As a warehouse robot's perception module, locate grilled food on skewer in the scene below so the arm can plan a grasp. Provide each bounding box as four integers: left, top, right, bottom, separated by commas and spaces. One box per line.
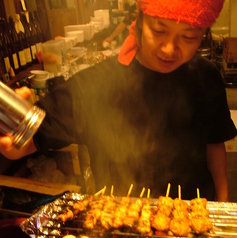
172, 198, 189, 219
170, 216, 191, 236
113, 184, 133, 229
152, 211, 171, 232
137, 198, 152, 235
152, 184, 173, 232
189, 191, 212, 234
190, 214, 212, 234
100, 186, 116, 230
83, 187, 107, 229
156, 195, 174, 217
123, 188, 145, 228
137, 189, 152, 235
123, 199, 142, 228
57, 209, 74, 222
56, 185, 214, 237
100, 211, 114, 230
170, 199, 191, 236
113, 195, 131, 229
190, 197, 208, 211
73, 197, 91, 214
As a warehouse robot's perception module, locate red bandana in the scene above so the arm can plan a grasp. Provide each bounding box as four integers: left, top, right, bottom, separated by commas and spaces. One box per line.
118, 0, 224, 66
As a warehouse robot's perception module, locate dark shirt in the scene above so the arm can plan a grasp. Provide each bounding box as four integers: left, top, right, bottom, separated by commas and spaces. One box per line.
35, 54, 237, 200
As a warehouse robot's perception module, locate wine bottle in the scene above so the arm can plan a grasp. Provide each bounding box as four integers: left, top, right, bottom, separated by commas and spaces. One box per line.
29, 12, 42, 57
0, 18, 19, 75
8, 15, 27, 71
16, 14, 32, 67
0, 26, 11, 82
33, 11, 44, 42
21, 12, 37, 64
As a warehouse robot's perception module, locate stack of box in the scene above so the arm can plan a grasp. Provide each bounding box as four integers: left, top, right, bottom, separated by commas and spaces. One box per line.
221, 37, 237, 87
223, 37, 237, 63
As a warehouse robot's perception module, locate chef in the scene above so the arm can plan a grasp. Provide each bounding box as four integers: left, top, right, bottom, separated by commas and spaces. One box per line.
0, 0, 236, 201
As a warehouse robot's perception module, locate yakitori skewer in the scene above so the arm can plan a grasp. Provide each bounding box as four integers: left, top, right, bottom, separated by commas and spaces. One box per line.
169, 185, 191, 236
100, 185, 117, 230
137, 188, 153, 235
113, 184, 133, 229
58, 188, 107, 222
57, 209, 74, 222
152, 183, 173, 232
189, 188, 213, 234
83, 186, 107, 229
123, 187, 145, 228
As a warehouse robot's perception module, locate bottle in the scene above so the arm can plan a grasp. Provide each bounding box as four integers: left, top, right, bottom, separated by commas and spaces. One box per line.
0, 19, 11, 81
8, 15, 27, 71
0, 56, 6, 81
33, 10, 44, 43
15, 14, 32, 67
21, 12, 37, 64
0, 18, 19, 76
29, 12, 42, 57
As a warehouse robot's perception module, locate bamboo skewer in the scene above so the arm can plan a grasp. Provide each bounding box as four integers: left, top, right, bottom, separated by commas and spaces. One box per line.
147, 188, 150, 199
94, 187, 106, 197
166, 183, 171, 197
178, 184, 181, 200
197, 188, 200, 199
110, 185, 114, 197
140, 187, 146, 198
127, 184, 133, 197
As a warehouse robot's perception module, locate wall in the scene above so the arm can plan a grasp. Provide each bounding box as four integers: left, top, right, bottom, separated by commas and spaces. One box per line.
3, 0, 15, 17
25, 0, 37, 11
211, 0, 229, 35
230, 0, 237, 37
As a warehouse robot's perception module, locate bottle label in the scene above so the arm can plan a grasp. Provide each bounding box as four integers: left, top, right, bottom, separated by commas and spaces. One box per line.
19, 50, 27, 66
24, 47, 32, 63
12, 53, 19, 70
31, 44, 37, 59
4, 57, 11, 73
36, 42, 42, 53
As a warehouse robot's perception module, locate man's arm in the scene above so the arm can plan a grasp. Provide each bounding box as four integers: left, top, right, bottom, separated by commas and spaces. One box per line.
206, 142, 229, 202
103, 22, 127, 44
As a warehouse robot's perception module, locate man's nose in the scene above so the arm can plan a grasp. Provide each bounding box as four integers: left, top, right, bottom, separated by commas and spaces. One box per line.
161, 37, 178, 55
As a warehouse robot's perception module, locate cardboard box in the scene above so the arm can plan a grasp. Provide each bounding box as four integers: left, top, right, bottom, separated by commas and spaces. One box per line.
223, 37, 237, 63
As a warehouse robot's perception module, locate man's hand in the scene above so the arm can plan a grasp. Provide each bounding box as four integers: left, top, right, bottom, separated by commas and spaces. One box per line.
15, 86, 32, 100
0, 86, 37, 159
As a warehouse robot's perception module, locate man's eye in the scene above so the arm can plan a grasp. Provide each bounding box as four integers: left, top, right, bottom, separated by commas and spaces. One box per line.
153, 29, 165, 34
182, 35, 197, 40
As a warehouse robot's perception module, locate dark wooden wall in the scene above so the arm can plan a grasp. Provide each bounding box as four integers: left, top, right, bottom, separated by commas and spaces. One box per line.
0, 0, 7, 19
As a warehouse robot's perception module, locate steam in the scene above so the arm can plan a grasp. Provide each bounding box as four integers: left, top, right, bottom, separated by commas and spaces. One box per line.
77, 68, 202, 198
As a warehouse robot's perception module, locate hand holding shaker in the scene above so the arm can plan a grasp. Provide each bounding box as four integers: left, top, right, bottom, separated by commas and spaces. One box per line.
0, 81, 46, 148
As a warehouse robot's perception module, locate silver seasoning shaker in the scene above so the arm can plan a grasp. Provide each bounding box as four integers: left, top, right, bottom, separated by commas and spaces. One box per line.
0, 81, 46, 148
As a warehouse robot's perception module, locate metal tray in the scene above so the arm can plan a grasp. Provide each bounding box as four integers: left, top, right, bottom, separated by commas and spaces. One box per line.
20, 192, 237, 237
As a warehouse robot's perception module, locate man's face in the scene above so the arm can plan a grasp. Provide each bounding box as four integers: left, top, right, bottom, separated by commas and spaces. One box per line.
138, 15, 207, 73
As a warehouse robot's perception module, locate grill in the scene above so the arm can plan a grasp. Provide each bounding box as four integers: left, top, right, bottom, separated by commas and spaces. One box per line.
20, 192, 237, 237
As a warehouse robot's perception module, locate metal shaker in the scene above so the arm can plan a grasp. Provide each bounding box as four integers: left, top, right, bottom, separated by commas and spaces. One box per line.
0, 81, 46, 148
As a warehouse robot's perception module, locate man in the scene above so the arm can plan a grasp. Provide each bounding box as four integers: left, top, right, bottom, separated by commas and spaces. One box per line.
0, 0, 236, 201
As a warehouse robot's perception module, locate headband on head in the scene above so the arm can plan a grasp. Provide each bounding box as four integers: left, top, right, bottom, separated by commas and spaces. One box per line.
118, 0, 224, 66
137, 0, 224, 28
